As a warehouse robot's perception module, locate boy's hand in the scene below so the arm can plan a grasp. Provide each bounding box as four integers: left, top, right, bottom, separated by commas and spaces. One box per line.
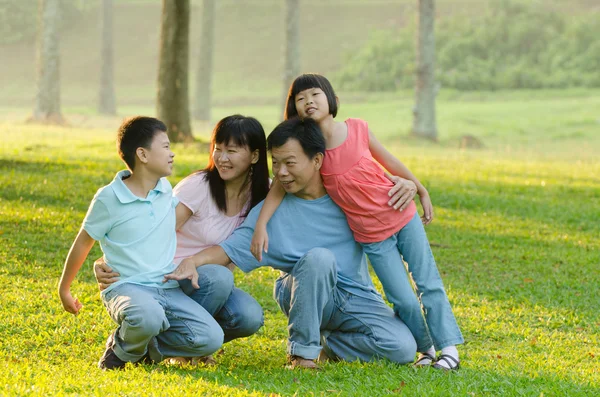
163, 258, 199, 289
59, 290, 83, 315
93, 257, 120, 291
250, 225, 269, 262
419, 192, 434, 225
385, 173, 417, 211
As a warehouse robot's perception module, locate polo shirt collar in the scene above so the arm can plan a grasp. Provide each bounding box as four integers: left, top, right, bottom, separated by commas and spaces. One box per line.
111, 170, 168, 203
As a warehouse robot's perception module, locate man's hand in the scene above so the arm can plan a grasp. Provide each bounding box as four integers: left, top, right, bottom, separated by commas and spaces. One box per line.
419, 191, 434, 225
93, 257, 120, 291
59, 289, 83, 315
385, 173, 417, 211
163, 258, 199, 289
250, 224, 269, 262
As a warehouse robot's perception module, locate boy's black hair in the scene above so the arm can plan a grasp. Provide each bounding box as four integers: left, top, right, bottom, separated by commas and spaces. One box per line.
202, 115, 270, 216
116, 116, 167, 171
267, 117, 326, 159
284, 73, 338, 120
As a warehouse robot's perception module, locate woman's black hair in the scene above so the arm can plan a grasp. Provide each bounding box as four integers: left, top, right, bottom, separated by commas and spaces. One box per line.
202, 115, 269, 216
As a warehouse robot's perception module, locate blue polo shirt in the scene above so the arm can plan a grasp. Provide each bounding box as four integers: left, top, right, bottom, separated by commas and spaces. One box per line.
220, 193, 384, 303
83, 170, 180, 294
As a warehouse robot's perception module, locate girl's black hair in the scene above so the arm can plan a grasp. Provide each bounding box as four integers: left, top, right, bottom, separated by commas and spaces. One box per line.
284, 73, 338, 120
201, 115, 269, 216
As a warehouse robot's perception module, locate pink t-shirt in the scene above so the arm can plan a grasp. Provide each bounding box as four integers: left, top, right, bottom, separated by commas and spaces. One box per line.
321, 118, 417, 243
173, 172, 248, 265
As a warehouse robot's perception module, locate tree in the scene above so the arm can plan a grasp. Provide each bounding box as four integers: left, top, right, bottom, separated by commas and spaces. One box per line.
32, 0, 63, 123
412, 0, 437, 141
193, 0, 215, 121
157, 0, 192, 142
98, 0, 116, 115
281, 0, 300, 113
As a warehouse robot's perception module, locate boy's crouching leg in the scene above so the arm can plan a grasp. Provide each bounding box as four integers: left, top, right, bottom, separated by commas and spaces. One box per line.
101, 285, 170, 369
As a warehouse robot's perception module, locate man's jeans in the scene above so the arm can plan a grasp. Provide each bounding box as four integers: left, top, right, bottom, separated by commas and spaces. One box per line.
274, 248, 417, 363
102, 283, 224, 363
362, 213, 464, 352
179, 264, 264, 343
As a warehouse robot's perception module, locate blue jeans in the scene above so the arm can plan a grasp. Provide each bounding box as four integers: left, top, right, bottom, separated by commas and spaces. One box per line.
361, 213, 464, 351
179, 264, 264, 343
274, 248, 417, 363
102, 283, 224, 362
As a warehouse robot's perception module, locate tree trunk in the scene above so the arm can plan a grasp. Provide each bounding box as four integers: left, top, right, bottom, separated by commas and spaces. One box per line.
193, 0, 215, 121
98, 0, 116, 115
157, 0, 193, 142
32, 0, 63, 123
281, 0, 300, 114
412, 0, 437, 141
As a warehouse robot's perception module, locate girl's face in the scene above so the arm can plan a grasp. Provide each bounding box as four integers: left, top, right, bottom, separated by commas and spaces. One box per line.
212, 140, 258, 183
294, 87, 331, 123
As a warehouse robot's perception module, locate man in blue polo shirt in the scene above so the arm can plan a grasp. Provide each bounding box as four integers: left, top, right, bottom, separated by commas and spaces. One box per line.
58, 117, 223, 370
164, 118, 417, 369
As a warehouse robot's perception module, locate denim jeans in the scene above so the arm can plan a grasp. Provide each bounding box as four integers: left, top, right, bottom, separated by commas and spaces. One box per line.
361, 213, 464, 351
179, 264, 264, 343
274, 248, 417, 363
102, 283, 224, 363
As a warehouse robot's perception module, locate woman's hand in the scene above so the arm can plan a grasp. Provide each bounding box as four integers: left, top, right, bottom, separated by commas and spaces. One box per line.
93, 257, 120, 291
385, 173, 417, 211
163, 258, 200, 289
250, 225, 269, 262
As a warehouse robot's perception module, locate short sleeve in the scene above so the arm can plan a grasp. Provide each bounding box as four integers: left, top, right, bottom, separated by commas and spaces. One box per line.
173, 173, 207, 214
219, 209, 264, 273
82, 194, 111, 241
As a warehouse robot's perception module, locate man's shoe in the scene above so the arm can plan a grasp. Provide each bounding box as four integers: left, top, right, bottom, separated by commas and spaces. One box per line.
317, 349, 339, 363
98, 346, 127, 370
286, 355, 319, 370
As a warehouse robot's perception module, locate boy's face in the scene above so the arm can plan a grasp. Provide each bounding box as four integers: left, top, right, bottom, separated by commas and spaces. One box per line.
140, 131, 175, 177
294, 87, 330, 123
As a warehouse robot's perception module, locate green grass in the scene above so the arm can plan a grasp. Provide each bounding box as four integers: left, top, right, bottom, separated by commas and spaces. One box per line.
1, 90, 599, 396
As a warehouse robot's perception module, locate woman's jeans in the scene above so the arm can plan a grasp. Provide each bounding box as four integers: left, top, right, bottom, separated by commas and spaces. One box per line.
179, 264, 264, 343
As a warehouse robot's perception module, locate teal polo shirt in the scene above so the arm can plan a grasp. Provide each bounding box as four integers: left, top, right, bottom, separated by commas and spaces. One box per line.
83, 170, 180, 295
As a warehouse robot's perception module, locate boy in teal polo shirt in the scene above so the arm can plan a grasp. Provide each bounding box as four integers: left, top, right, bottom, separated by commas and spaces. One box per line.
58, 116, 223, 370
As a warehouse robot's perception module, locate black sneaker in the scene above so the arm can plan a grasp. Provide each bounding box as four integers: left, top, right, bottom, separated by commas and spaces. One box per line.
98, 345, 127, 370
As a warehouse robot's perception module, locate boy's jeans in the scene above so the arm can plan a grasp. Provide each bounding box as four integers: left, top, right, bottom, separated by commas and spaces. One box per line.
274, 248, 417, 363
179, 264, 264, 343
362, 213, 464, 352
102, 283, 223, 363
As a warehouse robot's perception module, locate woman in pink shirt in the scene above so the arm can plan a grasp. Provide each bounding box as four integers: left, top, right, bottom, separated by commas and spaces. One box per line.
173, 115, 269, 349
251, 74, 463, 370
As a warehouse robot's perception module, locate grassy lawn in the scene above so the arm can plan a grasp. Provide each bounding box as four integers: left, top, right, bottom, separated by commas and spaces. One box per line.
1, 90, 599, 396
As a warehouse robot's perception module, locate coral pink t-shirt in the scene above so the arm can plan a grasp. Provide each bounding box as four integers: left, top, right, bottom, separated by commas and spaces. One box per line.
173, 172, 248, 265
321, 118, 417, 243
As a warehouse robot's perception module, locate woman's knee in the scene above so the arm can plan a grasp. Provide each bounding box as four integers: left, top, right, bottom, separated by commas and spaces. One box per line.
234, 300, 264, 337
198, 265, 234, 289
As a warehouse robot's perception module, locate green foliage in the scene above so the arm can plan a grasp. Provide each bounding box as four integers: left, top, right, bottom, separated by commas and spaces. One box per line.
335, 0, 600, 91
1, 92, 599, 394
